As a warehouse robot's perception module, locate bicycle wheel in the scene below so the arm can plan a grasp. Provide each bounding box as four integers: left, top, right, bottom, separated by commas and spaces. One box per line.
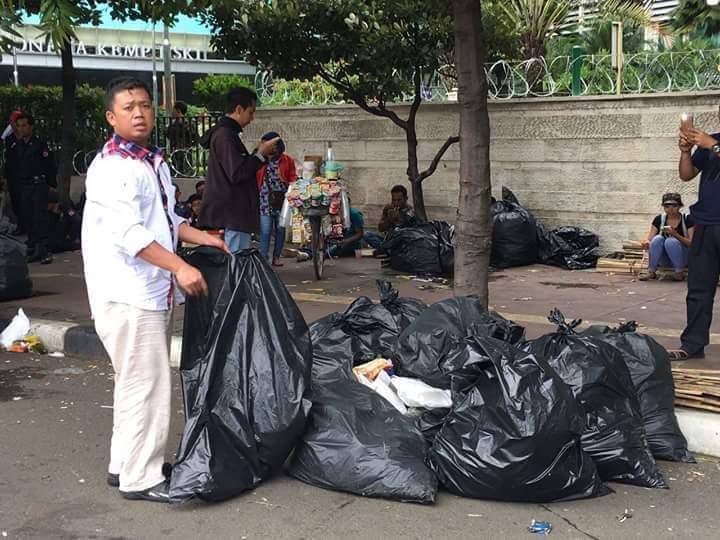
311, 215, 325, 280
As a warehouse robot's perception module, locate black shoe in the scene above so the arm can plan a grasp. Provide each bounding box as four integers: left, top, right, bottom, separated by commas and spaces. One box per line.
121, 480, 170, 503
107, 473, 120, 488
40, 254, 53, 265
107, 462, 172, 488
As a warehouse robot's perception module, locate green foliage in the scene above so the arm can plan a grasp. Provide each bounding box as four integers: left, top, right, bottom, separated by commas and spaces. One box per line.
263, 76, 342, 106
192, 74, 254, 111
481, 1, 522, 62
204, 0, 454, 111
499, 0, 573, 59
0, 84, 105, 149
671, 0, 720, 37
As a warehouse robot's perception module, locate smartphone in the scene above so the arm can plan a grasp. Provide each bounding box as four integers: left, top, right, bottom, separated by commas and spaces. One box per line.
681, 112, 694, 130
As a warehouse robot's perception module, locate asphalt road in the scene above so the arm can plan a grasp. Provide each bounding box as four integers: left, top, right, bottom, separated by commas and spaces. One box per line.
2, 351, 720, 540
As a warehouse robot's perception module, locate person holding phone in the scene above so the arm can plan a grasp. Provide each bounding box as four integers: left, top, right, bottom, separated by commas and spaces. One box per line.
669, 111, 720, 360
639, 193, 694, 281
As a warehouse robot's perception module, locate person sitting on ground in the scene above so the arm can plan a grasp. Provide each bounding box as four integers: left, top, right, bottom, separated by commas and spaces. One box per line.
364, 184, 416, 249
47, 190, 81, 253
256, 131, 297, 266
330, 206, 365, 258
639, 193, 694, 282
173, 183, 191, 219
186, 193, 202, 227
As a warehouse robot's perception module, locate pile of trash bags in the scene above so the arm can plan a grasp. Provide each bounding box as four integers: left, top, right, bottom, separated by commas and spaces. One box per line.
294, 294, 691, 505
0, 234, 32, 301
174, 259, 691, 505
379, 188, 599, 274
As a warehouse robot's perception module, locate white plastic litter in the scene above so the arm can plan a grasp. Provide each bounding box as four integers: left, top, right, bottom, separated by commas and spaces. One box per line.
0, 308, 30, 349
357, 371, 408, 414
391, 376, 452, 409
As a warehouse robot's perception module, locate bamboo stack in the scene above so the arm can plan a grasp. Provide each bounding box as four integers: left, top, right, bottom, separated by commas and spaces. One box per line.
672, 368, 720, 413
595, 240, 647, 275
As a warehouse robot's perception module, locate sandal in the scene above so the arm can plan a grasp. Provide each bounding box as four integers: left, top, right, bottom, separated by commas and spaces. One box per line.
668, 349, 705, 361
272, 259, 284, 267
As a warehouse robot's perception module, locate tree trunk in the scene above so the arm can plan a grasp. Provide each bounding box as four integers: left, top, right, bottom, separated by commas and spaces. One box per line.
452, 0, 492, 305
405, 116, 428, 221
58, 40, 77, 207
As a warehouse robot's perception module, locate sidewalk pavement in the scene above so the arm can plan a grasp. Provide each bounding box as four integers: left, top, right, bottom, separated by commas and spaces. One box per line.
3, 249, 720, 457
3, 249, 719, 365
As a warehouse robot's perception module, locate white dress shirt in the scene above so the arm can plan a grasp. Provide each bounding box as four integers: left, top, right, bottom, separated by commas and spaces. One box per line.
82, 143, 186, 316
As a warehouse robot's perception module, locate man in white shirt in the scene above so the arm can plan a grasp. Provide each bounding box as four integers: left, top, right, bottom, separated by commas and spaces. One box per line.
82, 77, 229, 503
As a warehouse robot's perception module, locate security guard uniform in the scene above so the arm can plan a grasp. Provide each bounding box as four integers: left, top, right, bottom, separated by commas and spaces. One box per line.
4, 134, 57, 262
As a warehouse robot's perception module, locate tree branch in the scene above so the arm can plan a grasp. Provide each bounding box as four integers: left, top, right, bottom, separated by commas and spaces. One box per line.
416, 135, 460, 183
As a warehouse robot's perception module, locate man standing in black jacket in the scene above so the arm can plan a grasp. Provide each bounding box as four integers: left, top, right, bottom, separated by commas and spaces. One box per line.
198, 87, 279, 252
4, 113, 56, 264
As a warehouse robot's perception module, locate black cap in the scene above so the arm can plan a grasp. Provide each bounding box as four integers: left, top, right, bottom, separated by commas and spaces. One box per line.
662, 192, 683, 207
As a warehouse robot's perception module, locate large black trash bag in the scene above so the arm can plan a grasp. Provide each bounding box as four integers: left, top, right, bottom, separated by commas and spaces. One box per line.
429, 336, 608, 502
537, 225, 600, 270
491, 187, 538, 268
309, 281, 426, 377
381, 221, 455, 276
526, 310, 667, 488
394, 296, 525, 389
416, 408, 450, 447
288, 375, 438, 504
0, 234, 32, 301
170, 250, 312, 502
583, 322, 694, 463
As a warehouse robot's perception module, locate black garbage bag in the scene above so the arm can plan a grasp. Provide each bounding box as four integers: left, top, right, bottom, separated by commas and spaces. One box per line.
309, 281, 426, 381
394, 296, 525, 389
537, 225, 600, 270
429, 336, 608, 502
491, 187, 538, 268
288, 377, 438, 504
0, 234, 32, 301
169, 250, 312, 502
526, 310, 667, 488
381, 221, 455, 276
583, 322, 694, 463
416, 408, 450, 447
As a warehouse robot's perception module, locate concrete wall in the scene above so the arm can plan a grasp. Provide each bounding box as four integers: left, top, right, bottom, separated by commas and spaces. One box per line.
243, 92, 720, 251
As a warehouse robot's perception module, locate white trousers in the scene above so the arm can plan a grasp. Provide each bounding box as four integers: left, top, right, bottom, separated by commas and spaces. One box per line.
94, 301, 171, 492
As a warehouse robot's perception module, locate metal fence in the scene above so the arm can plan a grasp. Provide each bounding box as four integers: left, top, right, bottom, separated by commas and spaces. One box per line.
253, 49, 720, 105
72, 113, 223, 177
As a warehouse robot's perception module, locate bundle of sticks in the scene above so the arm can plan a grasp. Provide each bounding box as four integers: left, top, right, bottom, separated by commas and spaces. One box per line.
596, 241, 647, 275
672, 368, 720, 412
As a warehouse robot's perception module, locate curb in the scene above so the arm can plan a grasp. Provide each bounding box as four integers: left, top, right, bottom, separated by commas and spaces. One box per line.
2, 316, 183, 369
3, 315, 720, 458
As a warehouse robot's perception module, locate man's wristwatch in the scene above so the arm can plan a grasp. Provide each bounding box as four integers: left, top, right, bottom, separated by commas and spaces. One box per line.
712, 143, 720, 155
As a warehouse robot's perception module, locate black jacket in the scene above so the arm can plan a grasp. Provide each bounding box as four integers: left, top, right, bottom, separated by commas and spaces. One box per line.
4, 134, 57, 187
197, 116, 263, 233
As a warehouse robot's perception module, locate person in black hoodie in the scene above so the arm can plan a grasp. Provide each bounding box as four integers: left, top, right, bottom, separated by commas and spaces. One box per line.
197, 88, 279, 252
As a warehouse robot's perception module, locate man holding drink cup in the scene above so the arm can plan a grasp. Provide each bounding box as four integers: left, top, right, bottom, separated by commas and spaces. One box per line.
672, 110, 720, 360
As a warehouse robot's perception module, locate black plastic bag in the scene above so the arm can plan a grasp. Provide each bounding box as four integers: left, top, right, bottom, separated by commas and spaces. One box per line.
309, 281, 425, 381
0, 234, 32, 301
491, 188, 538, 268
288, 377, 438, 504
525, 310, 667, 488
429, 336, 608, 502
381, 221, 455, 276
537, 225, 600, 270
170, 249, 312, 502
416, 408, 450, 447
583, 322, 693, 463
394, 296, 525, 389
